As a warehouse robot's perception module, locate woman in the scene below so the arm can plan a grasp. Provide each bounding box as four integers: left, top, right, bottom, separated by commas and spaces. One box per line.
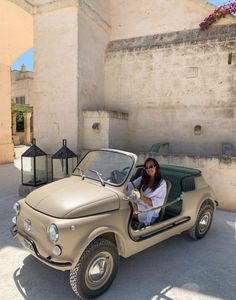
128, 158, 167, 226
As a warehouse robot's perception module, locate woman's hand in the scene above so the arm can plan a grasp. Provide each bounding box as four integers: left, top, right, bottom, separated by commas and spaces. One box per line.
132, 189, 141, 199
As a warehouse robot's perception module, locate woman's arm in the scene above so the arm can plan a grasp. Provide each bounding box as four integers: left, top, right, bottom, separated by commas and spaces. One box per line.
140, 194, 153, 206
141, 180, 167, 207
127, 176, 142, 194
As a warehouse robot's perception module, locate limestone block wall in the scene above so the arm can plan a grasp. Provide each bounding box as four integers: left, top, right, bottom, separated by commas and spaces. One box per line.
137, 153, 236, 212
0, 64, 14, 163
77, 0, 110, 148
109, 111, 128, 150
83, 0, 110, 25
105, 24, 236, 156
83, 111, 109, 149
82, 110, 128, 150
33, 6, 79, 154
33, 1, 110, 153
78, 8, 108, 109
109, 0, 235, 40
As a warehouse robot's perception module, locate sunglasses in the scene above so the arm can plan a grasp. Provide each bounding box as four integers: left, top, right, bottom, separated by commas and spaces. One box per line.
144, 164, 156, 170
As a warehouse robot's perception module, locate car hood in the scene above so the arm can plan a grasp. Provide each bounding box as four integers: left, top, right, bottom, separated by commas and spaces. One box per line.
25, 176, 120, 218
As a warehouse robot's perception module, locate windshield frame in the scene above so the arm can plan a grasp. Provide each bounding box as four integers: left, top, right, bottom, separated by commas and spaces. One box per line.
73, 149, 136, 187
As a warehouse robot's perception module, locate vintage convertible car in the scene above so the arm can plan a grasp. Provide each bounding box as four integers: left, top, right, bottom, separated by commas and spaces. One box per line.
11, 149, 217, 300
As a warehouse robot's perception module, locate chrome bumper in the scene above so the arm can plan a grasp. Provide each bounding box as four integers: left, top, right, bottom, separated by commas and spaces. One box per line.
10, 224, 72, 268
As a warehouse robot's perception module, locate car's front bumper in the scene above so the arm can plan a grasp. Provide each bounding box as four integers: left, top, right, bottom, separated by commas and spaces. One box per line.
11, 224, 72, 270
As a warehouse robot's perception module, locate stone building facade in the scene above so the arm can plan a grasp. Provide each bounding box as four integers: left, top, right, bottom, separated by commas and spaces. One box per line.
28, 0, 236, 157
11, 64, 33, 106
11, 65, 34, 145
2, 0, 236, 210
0, 0, 33, 164
105, 24, 236, 155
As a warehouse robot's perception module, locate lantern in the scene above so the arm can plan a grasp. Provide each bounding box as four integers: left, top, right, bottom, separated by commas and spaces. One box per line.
51, 139, 78, 181
21, 138, 48, 186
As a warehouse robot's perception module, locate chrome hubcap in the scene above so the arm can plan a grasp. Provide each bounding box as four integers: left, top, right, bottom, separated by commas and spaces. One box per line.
85, 251, 113, 290
199, 213, 211, 234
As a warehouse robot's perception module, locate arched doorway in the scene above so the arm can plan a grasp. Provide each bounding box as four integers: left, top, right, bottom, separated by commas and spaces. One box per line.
0, 0, 33, 163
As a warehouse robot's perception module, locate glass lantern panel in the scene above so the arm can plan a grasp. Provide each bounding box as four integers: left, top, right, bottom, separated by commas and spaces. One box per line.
35, 156, 48, 185
69, 157, 78, 173
53, 159, 67, 181
22, 157, 35, 186
53, 157, 77, 181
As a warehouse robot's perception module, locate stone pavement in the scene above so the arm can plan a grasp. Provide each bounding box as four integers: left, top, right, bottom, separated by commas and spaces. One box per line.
0, 146, 236, 300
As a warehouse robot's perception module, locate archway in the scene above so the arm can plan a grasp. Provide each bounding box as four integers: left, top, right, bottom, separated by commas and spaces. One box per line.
0, 0, 33, 163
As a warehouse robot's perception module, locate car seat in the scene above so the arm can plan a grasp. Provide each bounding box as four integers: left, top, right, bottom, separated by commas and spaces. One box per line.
156, 180, 172, 222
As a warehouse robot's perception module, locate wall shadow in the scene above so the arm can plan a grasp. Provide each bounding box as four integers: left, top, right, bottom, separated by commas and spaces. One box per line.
0, 162, 22, 250
13, 256, 77, 300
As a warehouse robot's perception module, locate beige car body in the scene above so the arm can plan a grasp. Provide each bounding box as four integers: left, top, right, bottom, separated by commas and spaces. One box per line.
12, 149, 217, 273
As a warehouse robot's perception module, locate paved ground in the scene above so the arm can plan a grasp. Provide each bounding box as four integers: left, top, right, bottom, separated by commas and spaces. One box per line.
0, 146, 236, 300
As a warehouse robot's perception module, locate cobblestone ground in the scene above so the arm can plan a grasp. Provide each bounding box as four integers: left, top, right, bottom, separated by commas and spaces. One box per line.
0, 146, 236, 300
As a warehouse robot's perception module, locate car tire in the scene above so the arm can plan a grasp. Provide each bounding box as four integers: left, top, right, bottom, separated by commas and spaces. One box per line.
188, 203, 214, 240
70, 238, 119, 300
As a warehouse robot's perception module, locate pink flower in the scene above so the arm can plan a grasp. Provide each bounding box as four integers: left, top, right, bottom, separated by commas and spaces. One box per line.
199, 1, 236, 30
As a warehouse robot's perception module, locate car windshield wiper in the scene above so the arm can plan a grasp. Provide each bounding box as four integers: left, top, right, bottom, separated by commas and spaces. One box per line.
82, 169, 105, 186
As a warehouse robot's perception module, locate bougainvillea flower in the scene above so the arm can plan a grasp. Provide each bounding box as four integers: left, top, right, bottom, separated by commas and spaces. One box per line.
199, 2, 236, 30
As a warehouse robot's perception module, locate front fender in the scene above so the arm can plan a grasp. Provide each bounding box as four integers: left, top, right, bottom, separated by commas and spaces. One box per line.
72, 226, 127, 269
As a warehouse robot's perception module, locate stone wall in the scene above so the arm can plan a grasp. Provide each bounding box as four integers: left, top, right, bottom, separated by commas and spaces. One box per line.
33, 6, 79, 154
33, 1, 110, 153
109, 0, 235, 40
105, 24, 236, 155
0, 64, 14, 163
77, 1, 110, 148
10, 0, 236, 212
31, 1, 236, 157
109, 111, 128, 150
82, 110, 128, 150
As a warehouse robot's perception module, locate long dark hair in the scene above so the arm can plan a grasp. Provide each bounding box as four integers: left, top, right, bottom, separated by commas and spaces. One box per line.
140, 158, 162, 191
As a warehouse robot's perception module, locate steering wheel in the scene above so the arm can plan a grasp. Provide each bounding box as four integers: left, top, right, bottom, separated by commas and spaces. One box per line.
105, 168, 128, 184
111, 170, 122, 184
121, 166, 131, 174
105, 167, 131, 184
105, 170, 120, 183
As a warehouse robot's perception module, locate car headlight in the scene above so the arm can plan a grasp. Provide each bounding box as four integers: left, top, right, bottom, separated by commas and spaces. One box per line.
48, 224, 59, 242
13, 202, 21, 216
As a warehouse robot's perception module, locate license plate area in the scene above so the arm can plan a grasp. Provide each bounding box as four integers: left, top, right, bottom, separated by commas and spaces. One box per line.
24, 238, 34, 251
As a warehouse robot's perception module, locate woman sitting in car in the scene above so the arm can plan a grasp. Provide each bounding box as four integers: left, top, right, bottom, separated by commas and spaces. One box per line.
128, 158, 167, 226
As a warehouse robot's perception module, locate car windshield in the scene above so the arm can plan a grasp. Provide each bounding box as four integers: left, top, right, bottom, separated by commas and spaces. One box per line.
73, 150, 134, 186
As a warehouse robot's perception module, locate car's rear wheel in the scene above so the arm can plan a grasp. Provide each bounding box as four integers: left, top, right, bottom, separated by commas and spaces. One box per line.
188, 203, 214, 240
70, 238, 119, 300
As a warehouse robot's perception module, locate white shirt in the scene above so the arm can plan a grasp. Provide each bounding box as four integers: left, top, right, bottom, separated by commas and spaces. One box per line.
128, 177, 167, 226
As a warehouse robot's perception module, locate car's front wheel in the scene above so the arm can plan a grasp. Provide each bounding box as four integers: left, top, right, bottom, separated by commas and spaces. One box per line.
70, 238, 119, 300
188, 203, 214, 240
